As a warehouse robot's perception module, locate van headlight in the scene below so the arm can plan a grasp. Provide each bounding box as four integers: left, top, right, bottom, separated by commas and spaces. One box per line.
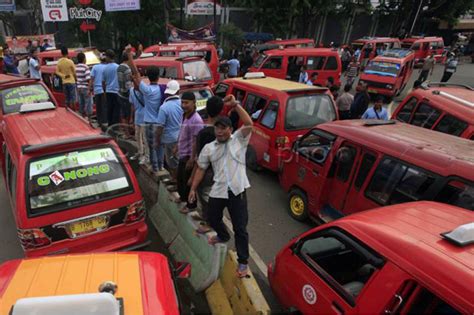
386, 84, 393, 89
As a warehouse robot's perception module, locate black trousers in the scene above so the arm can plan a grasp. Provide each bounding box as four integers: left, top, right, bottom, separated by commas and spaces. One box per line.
208, 191, 249, 265
106, 93, 121, 126
441, 71, 453, 83
177, 157, 197, 209
418, 70, 429, 82
94, 93, 107, 125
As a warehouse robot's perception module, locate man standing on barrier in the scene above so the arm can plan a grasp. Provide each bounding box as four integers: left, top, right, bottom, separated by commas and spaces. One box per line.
188, 95, 253, 278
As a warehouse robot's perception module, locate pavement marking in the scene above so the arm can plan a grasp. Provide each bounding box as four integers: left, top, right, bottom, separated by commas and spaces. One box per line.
223, 216, 269, 280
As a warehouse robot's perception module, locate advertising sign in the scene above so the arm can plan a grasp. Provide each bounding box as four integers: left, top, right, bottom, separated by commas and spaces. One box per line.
5, 34, 56, 54
187, 0, 221, 15
167, 23, 216, 42
0, 0, 15, 12
105, 0, 141, 12
40, 0, 69, 22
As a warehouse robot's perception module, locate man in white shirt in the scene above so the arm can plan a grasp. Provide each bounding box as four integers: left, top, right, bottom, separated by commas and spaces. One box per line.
188, 95, 253, 278
28, 48, 41, 79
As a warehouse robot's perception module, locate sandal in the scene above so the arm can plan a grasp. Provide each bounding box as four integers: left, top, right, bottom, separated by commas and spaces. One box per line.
237, 264, 249, 278
196, 223, 212, 234
208, 235, 226, 245
190, 213, 203, 221
179, 207, 191, 214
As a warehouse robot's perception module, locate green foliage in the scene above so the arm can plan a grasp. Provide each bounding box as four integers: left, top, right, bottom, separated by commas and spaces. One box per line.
219, 23, 244, 52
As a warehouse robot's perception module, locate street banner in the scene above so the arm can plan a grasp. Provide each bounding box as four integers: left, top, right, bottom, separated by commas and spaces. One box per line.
186, 0, 221, 15
5, 34, 56, 55
0, 0, 15, 12
167, 23, 216, 42
40, 0, 69, 22
105, 0, 141, 12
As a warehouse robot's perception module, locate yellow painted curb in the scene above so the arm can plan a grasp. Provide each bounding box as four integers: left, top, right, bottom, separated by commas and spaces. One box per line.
205, 280, 233, 315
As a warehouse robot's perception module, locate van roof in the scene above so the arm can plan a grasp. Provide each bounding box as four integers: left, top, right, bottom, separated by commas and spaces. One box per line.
316, 120, 474, 179
0, 74, 38, 87
3, 107, 102, 159
264, 47, 338, 56
0, 252, 178, 315
134, 56, 202, 65
145, 42, 215, 53
353, 37, 399, 43
225, 76, 328, 93
410, 84, 474, 124
402, 36, 443, 43
337, 201, 474, 312
267, 38, 314, 45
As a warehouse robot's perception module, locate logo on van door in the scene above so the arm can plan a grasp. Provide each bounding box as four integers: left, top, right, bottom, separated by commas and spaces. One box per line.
302, 284, 317, 305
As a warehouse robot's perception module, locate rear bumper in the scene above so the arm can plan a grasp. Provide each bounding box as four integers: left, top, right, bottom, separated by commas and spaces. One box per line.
25, 221, 148, 257
367, 86, 395, 96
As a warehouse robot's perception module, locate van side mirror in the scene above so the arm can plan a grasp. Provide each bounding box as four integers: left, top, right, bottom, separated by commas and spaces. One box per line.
174, 262, 191, 279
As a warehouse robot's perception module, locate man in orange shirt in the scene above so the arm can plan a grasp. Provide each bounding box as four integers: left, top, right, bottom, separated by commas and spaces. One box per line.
55, 46, 77, 108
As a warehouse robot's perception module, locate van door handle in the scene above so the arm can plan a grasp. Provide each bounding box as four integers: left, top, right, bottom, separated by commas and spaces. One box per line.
384, 294, 403, 314
312, 169, 319, 176
332, 301, 344, 315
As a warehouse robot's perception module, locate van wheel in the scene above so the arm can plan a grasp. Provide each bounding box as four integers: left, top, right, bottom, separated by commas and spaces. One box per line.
246, 145, 261, 172
288, 188, 308, 222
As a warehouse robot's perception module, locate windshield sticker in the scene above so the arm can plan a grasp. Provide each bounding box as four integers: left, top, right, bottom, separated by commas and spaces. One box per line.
3, 85, 49, 107
49, 171, 65, 186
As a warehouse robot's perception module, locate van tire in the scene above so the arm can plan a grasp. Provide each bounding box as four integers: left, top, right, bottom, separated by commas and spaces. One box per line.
288, 188, 309, 222
246, 145, 261, 172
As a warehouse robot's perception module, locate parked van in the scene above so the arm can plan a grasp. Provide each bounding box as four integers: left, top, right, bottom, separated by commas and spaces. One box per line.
279, 119, 474, 222
392, 83, 474, 140
401, 36, 445, 64
0, 252, 190, 315
266, 38, 315, 48
359, 49, 415, 98
1, 106, 148, 257
144, 41, 220, 84
38, 48, 101, 66
268, 201, 474, 314
351, 37, 401, 63
134, 55, 214, 87
214, 73, 337, 171
248, 48, 342, 86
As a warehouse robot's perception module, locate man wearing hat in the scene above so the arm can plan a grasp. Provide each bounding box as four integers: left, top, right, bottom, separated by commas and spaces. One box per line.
188, 95, 254, 278
155, 80, 183, 181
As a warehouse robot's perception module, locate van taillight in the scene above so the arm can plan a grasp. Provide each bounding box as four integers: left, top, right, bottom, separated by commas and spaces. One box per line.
17, 228, 51, 250
124, 200, 146, 224
275, 136, 289, 148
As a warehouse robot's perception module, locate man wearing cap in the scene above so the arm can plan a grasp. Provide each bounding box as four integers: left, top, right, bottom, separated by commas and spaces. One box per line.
155, 80, 183, 181
188, 95, 253, 278
177, 92, 204, 214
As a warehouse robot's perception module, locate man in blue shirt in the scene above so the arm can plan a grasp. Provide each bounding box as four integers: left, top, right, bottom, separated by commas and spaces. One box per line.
3, 48, 19, 74
103, 49, 120, 126
129, 86, 148, 164
298, 65, 309, 84
361, 96, 389, 120
127, 49, 165, 174
156, 80, 183, 181
91, 55, 108, 128
227, 54, 240, 78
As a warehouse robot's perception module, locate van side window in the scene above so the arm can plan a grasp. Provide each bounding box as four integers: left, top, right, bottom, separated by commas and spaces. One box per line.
366, 158, 436, 205
422, 42, 430, 50
412, 43, 420, 50
297, 131, 334, 165
42, 73, 52, 89
435, 180, 474, 211
214, 83, 228, 98
411, 103, 441, 129
397, 97, 418, 122
262, 57, 282, 69
335, 146, 357, 182
324, 56, 338, 70
233, 88, 246, 102
298, 228, 383, 304
354, 153, 377, 190
53, 74, 63, 91
260, 101, 278, 129
307, 56, 326, 70
434, 115, 468, 137
244, 94, 267, 116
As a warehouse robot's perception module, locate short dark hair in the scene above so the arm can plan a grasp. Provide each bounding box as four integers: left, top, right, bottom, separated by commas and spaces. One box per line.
105, 49, 115, 60
206, 96, 224, 118
77, 52, 86, 63
29, 48, 38, 55
12, 36, 17, 40
61, 46, 68, 56
327, 76, 335, 84
375, 96, 384, 103
343, 84, 351, 92
121, 51, 129, 63
43, 38, 49, 42
181, 91, 196, 101
146, 66, 160, 82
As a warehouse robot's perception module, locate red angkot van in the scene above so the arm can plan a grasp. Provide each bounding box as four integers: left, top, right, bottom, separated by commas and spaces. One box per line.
37, 48, 101, 66
359, 49, 415, 98
1, 106, 148, 257
401, 36, 445, 64
352, 37, 401, 63
266, 38, 315, 48
144, 41, 220, 84
268, 201, 474, 314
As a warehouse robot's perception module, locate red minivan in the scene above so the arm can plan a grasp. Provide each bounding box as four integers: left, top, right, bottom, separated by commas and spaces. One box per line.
1, 106, 148, 257
144, 41, 220, 85
249, 48, 342, 86
401, 36, 445, 64
268, 201, 474, 314
279, 119, 474, 222
266, 38, 315, 48
359, 49, 415, 98
352, 37, 401, 63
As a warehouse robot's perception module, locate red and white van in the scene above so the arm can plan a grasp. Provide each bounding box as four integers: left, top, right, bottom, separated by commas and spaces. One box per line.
401, 36, 445, 64
266, 38, 315, 48
352, 37, 401, 63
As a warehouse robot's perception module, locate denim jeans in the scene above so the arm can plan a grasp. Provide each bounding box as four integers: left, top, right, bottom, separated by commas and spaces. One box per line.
77, 88, 92, 116
63, 83, 76, 107
145, 123, 164, 171
94, 93, 107, 125
106, 93, 120, 126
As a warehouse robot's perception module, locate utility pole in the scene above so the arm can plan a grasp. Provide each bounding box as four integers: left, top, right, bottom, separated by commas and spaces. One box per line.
409, 0, 423, 36
213, 0, 217, 35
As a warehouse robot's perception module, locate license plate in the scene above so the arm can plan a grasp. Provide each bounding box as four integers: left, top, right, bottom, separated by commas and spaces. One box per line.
69, 216, 108, 238
368, 89, 377, 93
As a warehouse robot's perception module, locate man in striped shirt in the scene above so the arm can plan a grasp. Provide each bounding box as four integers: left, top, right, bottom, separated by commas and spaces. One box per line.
76, 52, 92, 118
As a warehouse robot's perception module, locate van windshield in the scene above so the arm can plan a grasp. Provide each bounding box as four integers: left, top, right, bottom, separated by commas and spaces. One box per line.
401, 43, 413, 49
27, 147, 133, 216
1, 84, 53, 115
351, 43, 364, 51
285, 94, 336, 131
253, 54, 267, 68
183, 60, 212, 81
364, 61, 400, 77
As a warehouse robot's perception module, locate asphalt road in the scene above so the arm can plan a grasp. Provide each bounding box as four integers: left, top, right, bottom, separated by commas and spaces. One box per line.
0, 62, 472, 312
